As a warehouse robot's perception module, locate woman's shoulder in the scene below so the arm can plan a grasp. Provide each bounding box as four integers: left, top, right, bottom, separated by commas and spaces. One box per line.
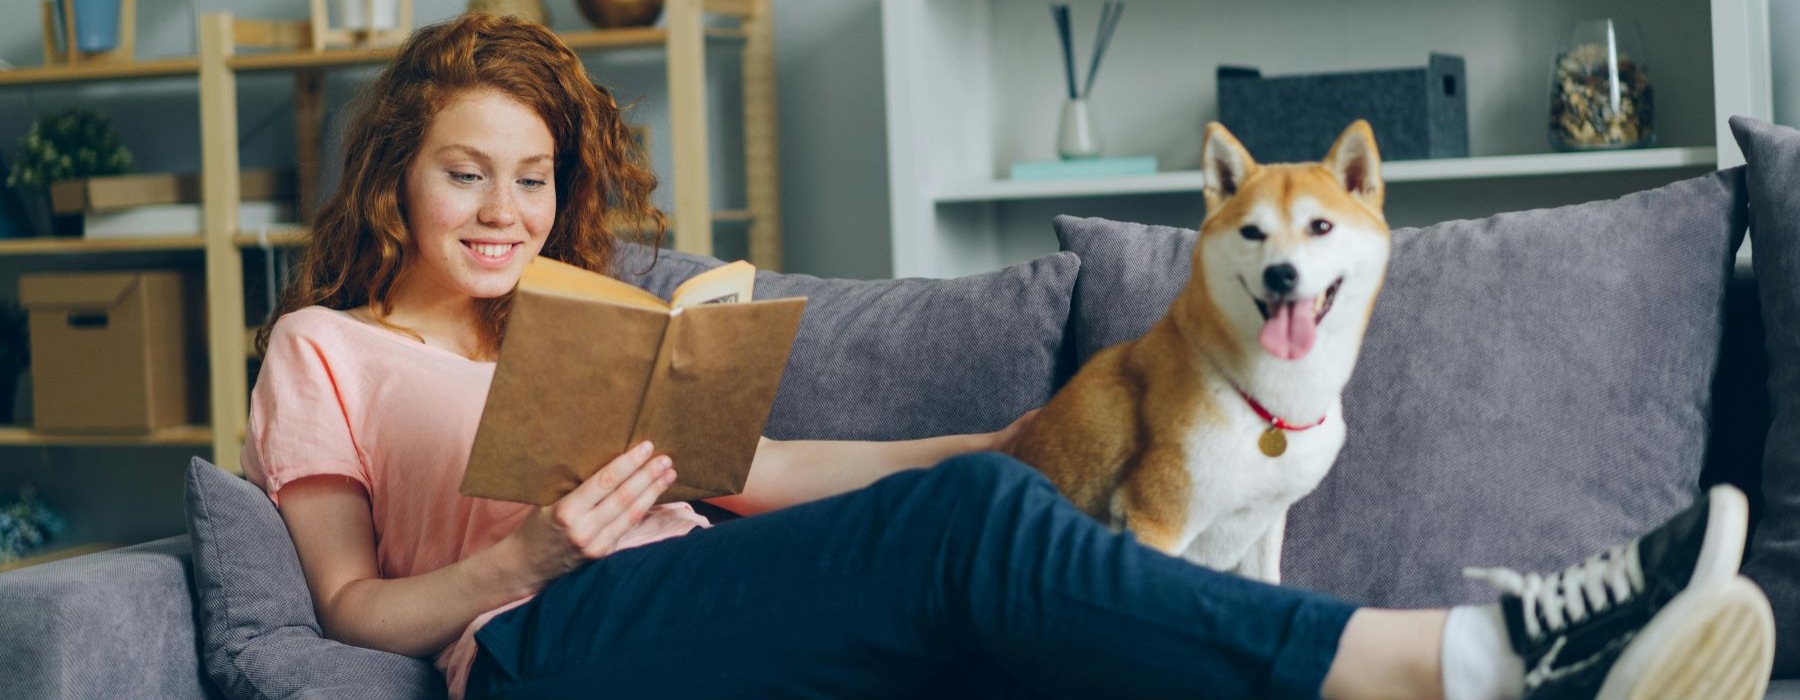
264, 306, 364, 354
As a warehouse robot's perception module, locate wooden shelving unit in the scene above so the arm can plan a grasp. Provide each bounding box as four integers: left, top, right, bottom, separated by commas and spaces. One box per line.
0, 234, 206, 255
0, 56, 201, 86
0, 425, 212, 447
0, 0, 784, 483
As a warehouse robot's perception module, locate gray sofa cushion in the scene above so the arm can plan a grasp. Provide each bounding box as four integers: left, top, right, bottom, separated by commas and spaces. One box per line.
0, 536, 212, 700
617, 245, 1082, 441
1055, 166, 1747, 609
185, 457, 441, 700
1731, 115, 1800, 677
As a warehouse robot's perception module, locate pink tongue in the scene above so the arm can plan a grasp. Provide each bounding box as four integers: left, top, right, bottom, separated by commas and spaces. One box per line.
1259, 298, 1318, 360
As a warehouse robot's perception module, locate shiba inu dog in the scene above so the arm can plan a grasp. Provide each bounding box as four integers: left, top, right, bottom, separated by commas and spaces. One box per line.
1010, 120, 1391, 583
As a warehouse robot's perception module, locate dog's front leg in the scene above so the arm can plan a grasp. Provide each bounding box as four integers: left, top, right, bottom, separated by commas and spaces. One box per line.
1113, 444, 1195, 554
1234, 514, 1286, 584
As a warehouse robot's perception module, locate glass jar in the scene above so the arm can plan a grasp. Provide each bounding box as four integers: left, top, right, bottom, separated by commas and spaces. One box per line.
1548, 18, 1655, 151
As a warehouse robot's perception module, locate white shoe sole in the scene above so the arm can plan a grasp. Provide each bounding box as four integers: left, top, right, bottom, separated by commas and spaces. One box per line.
1595, 575, 1774, 700
1690, 485, 1751, 587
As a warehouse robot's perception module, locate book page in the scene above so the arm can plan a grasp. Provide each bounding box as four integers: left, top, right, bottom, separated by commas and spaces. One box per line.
522, 257, 668, 311
671, 260, 756, 309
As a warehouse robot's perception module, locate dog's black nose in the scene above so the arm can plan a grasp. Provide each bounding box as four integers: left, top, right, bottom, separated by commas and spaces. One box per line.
1264, 264, 1299, 296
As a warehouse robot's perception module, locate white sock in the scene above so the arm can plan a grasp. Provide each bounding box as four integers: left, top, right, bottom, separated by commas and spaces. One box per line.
1441, 604, 1525, 700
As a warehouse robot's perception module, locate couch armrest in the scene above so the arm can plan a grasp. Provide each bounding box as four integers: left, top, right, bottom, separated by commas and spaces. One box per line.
0, 536, 215, 700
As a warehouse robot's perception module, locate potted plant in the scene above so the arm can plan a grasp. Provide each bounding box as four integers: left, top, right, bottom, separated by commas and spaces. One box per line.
0, 487, 66, 565
0, 299, 24, 424
6, 107, 132, 236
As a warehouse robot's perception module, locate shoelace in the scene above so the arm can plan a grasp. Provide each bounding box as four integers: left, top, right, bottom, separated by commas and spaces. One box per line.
1464, 544, 1646, 640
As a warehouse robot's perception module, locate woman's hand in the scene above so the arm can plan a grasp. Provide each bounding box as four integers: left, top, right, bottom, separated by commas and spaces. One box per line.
988, 408, 1041, 454
502, 440, 676, 585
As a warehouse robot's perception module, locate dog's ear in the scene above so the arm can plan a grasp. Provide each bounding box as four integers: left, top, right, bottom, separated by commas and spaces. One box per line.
1202, 122, 1258, 211
1323, 120, 1384, 211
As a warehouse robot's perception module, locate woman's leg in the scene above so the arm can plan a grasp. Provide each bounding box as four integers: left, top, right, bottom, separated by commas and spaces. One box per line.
1324, 609, 1448, 700
467, 451, 1359, 700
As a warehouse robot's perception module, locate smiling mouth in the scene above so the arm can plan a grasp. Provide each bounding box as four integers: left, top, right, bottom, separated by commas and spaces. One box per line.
1249, 277, 1344, 325
462, 241, 521, 259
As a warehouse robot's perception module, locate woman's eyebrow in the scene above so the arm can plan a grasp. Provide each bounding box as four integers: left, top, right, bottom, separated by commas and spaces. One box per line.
435, 144, 491, 163
434, 144, 552, 166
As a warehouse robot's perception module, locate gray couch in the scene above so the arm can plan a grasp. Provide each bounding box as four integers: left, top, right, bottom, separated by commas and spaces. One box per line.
6, 158, 1800, 698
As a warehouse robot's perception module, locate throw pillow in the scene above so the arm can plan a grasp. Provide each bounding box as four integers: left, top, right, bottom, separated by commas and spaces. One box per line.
1730, 114, 1800, 676
614, 244, 1083, 442
1054, 166, 1748, 609
185, 457, 443, 700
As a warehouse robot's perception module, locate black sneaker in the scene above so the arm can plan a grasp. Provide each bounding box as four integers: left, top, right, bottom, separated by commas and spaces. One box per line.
1463, 484, 1774, 700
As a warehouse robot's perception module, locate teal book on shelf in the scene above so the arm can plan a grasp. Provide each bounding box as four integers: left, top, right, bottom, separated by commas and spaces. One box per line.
1010, 156, 1158, 181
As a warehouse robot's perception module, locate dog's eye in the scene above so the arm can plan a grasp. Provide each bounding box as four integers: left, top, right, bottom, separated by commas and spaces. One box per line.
1309, 219, 1334, 236
1239, 225, 1266, 241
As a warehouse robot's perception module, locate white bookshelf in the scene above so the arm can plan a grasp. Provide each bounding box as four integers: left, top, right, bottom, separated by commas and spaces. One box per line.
883, 0, 1772, 278
937, 147, 1721, 203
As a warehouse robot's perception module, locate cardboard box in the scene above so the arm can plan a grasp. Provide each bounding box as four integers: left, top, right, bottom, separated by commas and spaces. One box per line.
49, 169, 293, 214
19, 271, 189, 433
1217, 53, 1468, 162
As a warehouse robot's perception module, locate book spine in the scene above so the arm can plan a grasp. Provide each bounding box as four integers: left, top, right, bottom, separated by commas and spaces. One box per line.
626, 308, 681, 451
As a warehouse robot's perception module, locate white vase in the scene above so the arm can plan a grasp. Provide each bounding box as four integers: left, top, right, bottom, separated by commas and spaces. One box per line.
1057, 99, 1103, 160
337, 0, 399, 30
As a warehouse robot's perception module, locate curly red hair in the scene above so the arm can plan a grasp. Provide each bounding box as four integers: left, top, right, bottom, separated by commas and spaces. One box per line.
257, 12, 664, 359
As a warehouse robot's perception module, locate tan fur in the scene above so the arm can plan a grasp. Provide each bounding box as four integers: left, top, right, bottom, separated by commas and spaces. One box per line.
1011, 121, 1391, 567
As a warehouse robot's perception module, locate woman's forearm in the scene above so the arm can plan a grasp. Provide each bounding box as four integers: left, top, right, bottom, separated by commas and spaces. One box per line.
710, 434, 991, 515
313, 533, 540, 658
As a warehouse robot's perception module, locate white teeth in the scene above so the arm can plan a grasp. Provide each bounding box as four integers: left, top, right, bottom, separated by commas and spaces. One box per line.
470, 243, 511, 258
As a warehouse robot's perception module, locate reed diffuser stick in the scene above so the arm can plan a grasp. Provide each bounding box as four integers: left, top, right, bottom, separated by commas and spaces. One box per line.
1082, 1, 1125, 98
1052, 4, 1077, 100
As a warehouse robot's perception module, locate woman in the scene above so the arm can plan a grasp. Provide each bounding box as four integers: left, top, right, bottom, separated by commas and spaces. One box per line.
246, 13, 1773, 700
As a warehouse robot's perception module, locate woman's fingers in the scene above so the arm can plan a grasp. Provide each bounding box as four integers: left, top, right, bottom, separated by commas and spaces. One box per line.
580, 466, 677, 559
568, 454, 672, 551
563, 440, 656, 509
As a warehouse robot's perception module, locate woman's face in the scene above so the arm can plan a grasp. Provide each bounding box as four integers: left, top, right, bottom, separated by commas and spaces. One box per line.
398, 88, 557, 303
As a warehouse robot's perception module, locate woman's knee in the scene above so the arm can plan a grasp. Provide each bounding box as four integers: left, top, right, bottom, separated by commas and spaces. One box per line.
877, 452, 1059, 525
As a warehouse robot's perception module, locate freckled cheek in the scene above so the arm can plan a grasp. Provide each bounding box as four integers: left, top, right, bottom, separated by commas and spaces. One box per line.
525, 200, 557, 239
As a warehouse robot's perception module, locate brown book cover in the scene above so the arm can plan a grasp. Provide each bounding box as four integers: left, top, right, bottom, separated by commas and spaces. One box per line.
460, 257, 806, 506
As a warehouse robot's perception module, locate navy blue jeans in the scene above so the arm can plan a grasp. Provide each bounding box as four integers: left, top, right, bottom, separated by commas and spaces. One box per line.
467, 452, 1358, 700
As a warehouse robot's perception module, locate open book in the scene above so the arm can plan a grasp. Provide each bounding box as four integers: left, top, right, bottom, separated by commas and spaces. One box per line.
460, 257, 806, 506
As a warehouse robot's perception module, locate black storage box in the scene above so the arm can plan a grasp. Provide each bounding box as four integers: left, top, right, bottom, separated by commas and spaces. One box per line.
1217, 53, 1468, 162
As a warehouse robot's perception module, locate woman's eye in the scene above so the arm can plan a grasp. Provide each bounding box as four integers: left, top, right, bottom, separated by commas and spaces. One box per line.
450, 172, 481, 184
1310, 218, 1334, 236
1239, 225, 1266, 241
520, 179, 548, 191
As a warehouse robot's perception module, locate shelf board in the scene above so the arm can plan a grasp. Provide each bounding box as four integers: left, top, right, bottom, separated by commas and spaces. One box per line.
0, 425, 212, 447
0, 234, 205, 256
0, 57, 202, 87
936, 147, 1719, 203
228, 27, 747, 73
230, 46, 399, 72
0, 542, 120, 574
233, 228, 310, 248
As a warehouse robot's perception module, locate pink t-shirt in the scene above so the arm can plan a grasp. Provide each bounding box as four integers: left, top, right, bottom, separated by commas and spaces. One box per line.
242, 306, 709, 699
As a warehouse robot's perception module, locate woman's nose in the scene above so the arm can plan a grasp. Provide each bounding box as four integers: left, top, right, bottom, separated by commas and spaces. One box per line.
478, 188, 518, 227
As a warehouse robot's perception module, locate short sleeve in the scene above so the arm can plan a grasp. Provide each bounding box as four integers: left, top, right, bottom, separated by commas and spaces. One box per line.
243, 313, 371, 505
